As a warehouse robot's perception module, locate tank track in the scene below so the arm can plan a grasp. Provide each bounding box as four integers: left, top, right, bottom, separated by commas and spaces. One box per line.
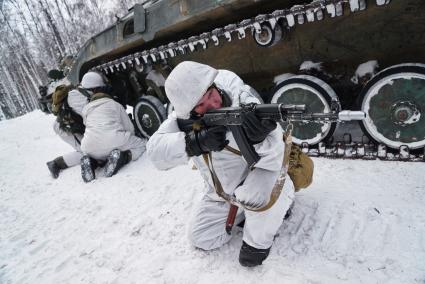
93, 0, 392, 73
89, 0, 425, 162
302, 140, 425, 162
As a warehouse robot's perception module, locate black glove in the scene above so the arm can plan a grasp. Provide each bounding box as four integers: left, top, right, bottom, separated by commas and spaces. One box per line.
38, 85, 47, 97
185, 126, 229, 157
242, 112, 277, 144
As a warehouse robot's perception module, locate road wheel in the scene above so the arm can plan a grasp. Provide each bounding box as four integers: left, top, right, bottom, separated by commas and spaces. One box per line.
271, 75, 338, 145
133, 95, 167, 138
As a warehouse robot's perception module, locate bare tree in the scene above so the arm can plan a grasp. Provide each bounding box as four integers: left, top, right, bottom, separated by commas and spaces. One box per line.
54, 0, 77, 54
0, 0, 132, 119
38, 0, 65, 62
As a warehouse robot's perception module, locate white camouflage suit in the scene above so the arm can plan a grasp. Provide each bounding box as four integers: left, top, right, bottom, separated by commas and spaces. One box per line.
53, 89, 89, 167
147, 61, 294, 250
80, 95, 147, 161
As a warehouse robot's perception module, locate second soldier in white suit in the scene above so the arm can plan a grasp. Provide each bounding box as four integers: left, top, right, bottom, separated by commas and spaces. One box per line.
78, 72, 147, 182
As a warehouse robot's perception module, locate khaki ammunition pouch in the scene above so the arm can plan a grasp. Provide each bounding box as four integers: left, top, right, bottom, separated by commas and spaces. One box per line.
52, 85, 71, 115
287, 144, 314, 192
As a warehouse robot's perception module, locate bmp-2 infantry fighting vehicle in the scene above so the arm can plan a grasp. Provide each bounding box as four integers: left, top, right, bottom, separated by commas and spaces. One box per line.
63, 0, 425, 161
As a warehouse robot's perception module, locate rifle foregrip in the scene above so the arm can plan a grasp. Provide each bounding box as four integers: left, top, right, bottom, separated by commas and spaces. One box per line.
253, 104, 283, 121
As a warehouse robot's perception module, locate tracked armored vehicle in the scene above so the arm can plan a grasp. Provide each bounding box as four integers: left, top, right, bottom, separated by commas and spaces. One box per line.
64, 0, 425, 161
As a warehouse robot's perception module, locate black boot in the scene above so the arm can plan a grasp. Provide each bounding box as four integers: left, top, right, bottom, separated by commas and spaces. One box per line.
284, 201, 295, 220
81, 155, 98, 183
104, 149, 131, 177
46, 156, 68, 179
239, 241, 271, 267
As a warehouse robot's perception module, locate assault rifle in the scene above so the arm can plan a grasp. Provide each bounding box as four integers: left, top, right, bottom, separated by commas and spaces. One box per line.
179, 103, 366, 168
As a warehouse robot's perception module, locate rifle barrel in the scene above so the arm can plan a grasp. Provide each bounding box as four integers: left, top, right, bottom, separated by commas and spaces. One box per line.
203, 104, 366, 125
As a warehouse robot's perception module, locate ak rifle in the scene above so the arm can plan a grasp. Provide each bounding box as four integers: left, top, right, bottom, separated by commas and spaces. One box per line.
182, 103, 366, 168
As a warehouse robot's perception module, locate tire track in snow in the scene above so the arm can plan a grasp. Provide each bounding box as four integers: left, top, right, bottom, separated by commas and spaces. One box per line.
276, 199, 396, 265
275, 200, 319, 258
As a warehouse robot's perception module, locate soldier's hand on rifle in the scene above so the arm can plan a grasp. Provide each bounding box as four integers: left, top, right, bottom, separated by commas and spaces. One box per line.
38, 85, 47, 97
185, 126, 229, 156
242, 112, 277, 144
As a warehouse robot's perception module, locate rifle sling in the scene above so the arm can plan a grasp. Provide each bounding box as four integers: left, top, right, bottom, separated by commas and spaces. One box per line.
224, 145, 241, 156
73, 134, 81, 145
202, 130, 293, 212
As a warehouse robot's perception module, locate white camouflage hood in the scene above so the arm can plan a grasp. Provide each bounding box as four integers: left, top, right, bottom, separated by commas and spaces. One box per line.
165, 61, 218, 119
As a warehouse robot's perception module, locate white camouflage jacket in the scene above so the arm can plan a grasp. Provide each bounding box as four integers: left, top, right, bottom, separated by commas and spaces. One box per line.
81, 95, 135, 158
147, 67, 285, 206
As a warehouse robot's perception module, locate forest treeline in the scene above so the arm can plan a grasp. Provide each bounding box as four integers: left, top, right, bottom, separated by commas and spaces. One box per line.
0, 0, 137, 120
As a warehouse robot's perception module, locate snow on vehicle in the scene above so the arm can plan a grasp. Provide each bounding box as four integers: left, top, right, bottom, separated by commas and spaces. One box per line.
62, 0, 424, 161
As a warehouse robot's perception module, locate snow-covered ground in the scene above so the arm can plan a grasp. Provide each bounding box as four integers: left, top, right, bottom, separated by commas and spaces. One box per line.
1, 111, 424, 284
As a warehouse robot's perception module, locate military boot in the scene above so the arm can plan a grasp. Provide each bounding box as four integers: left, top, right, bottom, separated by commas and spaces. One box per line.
81, 155, 98, 183
284, 200, 295, 220
239, 241, 271, 267
46, 156, 68, 179
104, 149, 132, 177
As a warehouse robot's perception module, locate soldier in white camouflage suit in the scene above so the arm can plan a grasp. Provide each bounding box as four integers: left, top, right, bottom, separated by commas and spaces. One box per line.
79, 72, 147, 182
147, 61, 294, 267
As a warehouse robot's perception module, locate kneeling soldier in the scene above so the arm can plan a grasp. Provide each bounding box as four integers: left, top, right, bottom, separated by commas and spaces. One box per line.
147, 61, 295, 267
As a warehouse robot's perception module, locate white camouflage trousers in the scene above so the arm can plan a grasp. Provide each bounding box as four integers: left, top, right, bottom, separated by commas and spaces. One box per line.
53, 121, 83, 167
188, 172, 295, 250
82, 135, 147, 161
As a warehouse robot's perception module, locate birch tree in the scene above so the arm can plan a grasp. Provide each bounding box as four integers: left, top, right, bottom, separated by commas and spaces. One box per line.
1, 0, 136, 119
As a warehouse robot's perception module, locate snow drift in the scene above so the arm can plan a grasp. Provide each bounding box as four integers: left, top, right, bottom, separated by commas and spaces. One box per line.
0, 111, 424, 283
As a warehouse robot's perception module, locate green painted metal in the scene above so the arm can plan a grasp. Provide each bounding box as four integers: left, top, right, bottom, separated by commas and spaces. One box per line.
68, 0, 296, 84
176, 0, 425, 92
69, 0, 425, 95
275, 86, 331, 142
368, 77, 425, 145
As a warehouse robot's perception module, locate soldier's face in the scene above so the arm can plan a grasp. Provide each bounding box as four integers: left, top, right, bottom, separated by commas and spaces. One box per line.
193, 87, 222, 115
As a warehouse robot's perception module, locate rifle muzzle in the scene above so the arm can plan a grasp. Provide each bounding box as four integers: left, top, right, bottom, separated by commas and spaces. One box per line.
338, 111, 366, 121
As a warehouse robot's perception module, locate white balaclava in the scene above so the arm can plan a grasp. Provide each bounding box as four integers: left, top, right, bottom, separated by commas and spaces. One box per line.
81, 72, 106, 89
165, 61, 218, 119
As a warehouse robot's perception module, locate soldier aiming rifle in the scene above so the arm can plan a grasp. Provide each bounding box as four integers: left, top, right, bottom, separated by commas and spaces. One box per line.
147, 61, 364, 267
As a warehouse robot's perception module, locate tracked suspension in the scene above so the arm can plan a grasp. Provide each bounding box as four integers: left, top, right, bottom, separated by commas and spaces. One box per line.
302, 139, 425, 162
91, 0, 392, 74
